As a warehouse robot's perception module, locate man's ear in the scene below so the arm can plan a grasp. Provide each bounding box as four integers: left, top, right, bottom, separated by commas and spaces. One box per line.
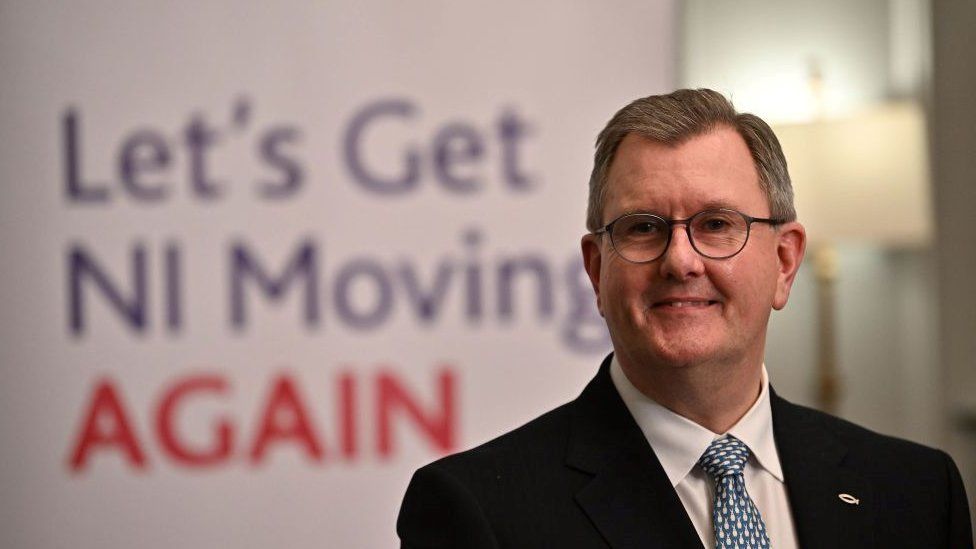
773, 221, 806, 310
581, 234, 605, 317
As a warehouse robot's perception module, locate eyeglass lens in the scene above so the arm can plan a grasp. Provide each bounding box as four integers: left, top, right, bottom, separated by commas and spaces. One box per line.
610, 210, 750, 262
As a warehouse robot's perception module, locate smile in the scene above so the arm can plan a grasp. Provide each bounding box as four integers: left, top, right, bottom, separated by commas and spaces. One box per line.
652, 299, 719, 308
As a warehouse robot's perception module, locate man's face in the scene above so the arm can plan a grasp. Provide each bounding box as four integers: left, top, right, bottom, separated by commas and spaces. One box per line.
581, 128, 805, 374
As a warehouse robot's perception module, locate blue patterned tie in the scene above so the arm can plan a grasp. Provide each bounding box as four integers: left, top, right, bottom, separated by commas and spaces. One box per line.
698, 435, 771, 549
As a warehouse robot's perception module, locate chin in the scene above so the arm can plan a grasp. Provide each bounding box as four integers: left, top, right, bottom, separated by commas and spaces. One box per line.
650, 347, 716, 369
616, 337, 713, 371
649, 329, 735, 367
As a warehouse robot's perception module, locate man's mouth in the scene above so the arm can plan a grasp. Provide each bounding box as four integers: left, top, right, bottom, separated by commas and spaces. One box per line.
652, 299, 719, 308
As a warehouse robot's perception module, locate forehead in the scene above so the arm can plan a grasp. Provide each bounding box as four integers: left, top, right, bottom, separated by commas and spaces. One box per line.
604, 127, 766, 218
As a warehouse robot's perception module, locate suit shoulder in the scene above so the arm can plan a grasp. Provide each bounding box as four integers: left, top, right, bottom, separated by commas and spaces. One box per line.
399, 396, 610, 547
781, 399, 954, 468
777, 399, 972, 546
422, 399, 576, 478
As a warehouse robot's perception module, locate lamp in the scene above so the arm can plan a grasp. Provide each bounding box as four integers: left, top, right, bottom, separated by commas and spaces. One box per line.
773, 103, 933, 413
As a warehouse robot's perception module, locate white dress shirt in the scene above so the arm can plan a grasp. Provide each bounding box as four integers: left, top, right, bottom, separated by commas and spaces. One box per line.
610, 356, 799, 549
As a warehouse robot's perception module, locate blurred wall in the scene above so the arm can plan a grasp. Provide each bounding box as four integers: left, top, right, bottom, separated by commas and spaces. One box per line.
932, 0, 976, 520
681, 0, 892, 120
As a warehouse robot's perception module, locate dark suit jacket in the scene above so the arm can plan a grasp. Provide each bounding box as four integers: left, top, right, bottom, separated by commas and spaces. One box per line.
397, 355, 973, 548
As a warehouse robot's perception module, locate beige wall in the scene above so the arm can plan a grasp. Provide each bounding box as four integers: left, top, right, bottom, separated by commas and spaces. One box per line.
932, 0, 976, 519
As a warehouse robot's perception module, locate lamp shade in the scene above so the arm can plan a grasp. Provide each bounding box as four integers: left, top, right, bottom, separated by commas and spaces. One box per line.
773, 103, 933, 247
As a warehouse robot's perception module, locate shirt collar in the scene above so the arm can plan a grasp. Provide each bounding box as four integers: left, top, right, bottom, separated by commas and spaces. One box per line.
610, 355, 785, 487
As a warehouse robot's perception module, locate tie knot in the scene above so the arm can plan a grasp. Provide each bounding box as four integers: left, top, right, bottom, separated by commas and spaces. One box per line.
698, 435, 750, 478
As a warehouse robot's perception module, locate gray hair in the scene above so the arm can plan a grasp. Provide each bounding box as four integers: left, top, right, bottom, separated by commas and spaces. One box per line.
586, 88, 795, 232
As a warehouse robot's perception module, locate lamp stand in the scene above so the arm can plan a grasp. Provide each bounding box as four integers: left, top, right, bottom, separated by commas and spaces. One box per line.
813, 243, 840, 414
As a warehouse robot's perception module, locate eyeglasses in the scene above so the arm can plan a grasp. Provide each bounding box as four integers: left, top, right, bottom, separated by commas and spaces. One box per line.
593, 209, 785, 263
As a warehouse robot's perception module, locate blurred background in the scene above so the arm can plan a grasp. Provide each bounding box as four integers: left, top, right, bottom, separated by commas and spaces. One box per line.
1, 1, 973, 547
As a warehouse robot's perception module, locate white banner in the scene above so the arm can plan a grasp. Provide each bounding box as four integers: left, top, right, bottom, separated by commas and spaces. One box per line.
0, 2, 675, 547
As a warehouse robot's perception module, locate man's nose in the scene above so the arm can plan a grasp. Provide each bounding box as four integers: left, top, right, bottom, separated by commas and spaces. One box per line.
657, 226, 705, 281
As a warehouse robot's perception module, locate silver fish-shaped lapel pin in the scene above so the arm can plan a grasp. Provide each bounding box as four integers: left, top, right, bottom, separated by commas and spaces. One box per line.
838, 493, 860, 505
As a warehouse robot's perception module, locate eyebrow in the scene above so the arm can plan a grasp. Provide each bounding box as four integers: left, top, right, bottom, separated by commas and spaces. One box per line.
617, 200, 741, 218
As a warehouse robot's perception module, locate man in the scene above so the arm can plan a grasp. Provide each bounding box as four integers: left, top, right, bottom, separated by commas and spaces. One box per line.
397, 89, 973, 548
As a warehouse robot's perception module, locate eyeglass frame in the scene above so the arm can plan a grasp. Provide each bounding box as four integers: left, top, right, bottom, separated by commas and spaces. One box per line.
592, 208, 787, 264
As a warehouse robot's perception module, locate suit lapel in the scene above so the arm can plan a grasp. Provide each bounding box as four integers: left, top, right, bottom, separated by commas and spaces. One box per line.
771, 391, 876, 548
567, 357, 704, 549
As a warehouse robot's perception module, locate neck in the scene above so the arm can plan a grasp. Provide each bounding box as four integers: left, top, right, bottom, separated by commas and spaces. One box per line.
616, 353, 763, 434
